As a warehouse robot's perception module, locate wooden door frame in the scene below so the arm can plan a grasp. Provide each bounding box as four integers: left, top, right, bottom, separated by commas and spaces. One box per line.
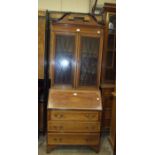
76, 32, 103, 89
50, 30, 77, 88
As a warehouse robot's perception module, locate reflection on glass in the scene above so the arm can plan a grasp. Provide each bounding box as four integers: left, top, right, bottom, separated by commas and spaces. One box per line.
109, 14, 116, 34
79, 37, 100, 86
109, 22, 114, 30
54, 35, 75, 85
60, 59, 69, 68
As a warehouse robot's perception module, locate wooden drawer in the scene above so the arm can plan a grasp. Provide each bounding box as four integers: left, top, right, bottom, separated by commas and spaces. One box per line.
48, 110, 100, 121
52, 25, 103, 36
47, 133, 100, 145
48, 121, 100, 132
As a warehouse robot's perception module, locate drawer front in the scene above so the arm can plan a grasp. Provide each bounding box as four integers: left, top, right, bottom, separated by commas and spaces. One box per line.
47, 133, 100, 145
52, 25, 103, 36
48, 110, 100, 121
48, 121, 100, 132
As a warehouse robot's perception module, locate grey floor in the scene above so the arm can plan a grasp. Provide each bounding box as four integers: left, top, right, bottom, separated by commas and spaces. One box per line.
38, 134, 113, 155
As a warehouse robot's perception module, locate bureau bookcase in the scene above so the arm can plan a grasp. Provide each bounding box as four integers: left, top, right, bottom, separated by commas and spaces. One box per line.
47, 13, 104, 153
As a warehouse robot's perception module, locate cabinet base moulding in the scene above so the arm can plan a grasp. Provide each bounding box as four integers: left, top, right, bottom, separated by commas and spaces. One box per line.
46, 145, 100, 153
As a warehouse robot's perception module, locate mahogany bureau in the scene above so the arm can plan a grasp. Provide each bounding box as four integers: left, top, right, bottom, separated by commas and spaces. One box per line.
47, 89, 102, 153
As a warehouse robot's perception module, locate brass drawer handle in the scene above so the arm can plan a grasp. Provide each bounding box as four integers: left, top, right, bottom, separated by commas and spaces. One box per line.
59, 114, 63, 118
54, 114, 64, 118
54, 114, 58, 117
86, 126, 95, 130
85, 114, 96, 119
59, 126, 63, 130
53, 126, 57, 129
52, 126, 63, 130
53, 138, 57, 141
53, 138, 62, 142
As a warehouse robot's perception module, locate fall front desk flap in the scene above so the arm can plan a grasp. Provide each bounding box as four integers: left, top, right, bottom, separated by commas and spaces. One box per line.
48, 89, 102, 110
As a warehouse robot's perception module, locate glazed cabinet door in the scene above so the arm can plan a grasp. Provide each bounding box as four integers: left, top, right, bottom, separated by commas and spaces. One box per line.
50, 32, 77, 88
104, 12, 116, 83
77, 34, 102, 88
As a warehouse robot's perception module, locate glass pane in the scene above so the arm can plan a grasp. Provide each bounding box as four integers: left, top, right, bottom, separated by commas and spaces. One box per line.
79, 36, 100, 86
106, 51, 113, 67
108, 14, 116, 33
105, 52, 116, 81
107, 35, 115, 50
105, 69, 115, 81
54, 35, 75, 85
104, 13, 116, 83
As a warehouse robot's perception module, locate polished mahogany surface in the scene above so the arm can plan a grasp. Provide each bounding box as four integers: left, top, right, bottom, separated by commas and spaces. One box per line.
47, 88, 102, 153
48, 89, 102, 110
46, 13, 103, 153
